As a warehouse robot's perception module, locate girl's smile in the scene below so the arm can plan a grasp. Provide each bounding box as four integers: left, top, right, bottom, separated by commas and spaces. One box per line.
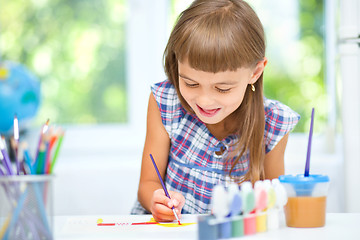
196, 105, 221, 118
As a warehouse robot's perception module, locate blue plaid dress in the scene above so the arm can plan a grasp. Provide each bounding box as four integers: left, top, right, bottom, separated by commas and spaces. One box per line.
131, 80, 300, 214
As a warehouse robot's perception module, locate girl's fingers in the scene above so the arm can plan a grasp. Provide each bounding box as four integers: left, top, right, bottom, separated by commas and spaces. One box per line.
169, 191, 186, 209
152, 204, 181, 222
151, 189, 182, 222
152, 189, 173, 207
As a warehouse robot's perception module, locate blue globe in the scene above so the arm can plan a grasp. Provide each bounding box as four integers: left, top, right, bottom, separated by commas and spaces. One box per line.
0, 61, 41, 134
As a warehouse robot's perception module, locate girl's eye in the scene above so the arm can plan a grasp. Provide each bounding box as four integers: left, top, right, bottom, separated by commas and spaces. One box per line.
216, 87, 231, 93
184, 82, 198, 88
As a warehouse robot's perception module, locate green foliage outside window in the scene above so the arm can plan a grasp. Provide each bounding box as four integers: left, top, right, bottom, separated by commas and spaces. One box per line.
1, 0, 326, 133
261, 0, 326, 133
0, 0, 128, 124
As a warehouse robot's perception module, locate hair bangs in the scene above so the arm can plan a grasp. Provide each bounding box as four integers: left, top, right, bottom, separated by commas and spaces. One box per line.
174, 7, 262, 73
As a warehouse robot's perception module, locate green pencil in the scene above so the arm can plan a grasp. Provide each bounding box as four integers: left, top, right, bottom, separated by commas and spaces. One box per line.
36, 143, 46, 174
49, 130, 64, 174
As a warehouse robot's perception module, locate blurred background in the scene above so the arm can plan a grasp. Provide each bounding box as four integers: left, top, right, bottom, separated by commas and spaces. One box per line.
0, 0, 358, 215
0, 0, 328, 131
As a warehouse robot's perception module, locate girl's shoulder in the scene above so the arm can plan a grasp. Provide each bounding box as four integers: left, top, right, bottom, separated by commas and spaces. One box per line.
151, 79, 178, 103
150, 80, 185, 134
263, 97, 300, 153
264, 97, 300, 123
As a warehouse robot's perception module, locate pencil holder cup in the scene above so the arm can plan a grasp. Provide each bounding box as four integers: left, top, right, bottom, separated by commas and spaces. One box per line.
0, 175, 54, 240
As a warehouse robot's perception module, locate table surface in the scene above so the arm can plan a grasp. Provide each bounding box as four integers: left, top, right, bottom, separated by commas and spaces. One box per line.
54, 213, 360, 240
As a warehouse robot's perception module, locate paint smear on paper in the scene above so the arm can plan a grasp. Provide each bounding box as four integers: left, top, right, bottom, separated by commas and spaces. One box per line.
149, 218, 196, 228
96, 218, 196, 228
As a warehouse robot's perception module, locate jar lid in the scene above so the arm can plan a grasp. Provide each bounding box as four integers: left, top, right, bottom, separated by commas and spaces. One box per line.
279, 174, 329, 184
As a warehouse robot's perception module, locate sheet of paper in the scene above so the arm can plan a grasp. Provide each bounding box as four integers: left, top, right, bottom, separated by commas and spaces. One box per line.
59, 214, 198, 239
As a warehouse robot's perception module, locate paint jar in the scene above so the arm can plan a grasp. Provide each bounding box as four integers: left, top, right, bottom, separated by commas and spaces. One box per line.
279, 174, 329, 228
197, 215, 218, 240
231, 215, 244, 237
0, 175, 54, 239
243, 212, 256, 235
217, 217, 232, 239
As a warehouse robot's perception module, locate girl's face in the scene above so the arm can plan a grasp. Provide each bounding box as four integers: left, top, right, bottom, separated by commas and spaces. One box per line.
178, 58, 265, 125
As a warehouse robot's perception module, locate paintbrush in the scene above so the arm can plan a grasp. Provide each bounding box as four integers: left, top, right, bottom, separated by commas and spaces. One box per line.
150, 154, 181, 225
304, 108, 315, 177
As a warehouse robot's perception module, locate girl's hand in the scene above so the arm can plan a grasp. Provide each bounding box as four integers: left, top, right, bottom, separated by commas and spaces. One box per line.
150, 189, 185, 222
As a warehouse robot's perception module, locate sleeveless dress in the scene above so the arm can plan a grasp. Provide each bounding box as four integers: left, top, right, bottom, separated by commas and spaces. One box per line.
131, 80, 300, 214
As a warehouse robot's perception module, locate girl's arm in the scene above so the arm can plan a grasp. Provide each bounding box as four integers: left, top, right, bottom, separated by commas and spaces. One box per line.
137, 93, 185, 221
263, 133, 290, 179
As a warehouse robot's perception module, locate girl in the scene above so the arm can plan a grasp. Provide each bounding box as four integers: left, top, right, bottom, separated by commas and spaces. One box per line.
131, 0, 300, 222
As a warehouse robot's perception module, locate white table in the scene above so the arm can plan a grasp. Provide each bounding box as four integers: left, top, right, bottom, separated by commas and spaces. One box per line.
54, 213, 360, 240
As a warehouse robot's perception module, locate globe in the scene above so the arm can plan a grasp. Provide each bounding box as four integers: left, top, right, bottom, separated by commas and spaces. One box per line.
0, 61, 41, 135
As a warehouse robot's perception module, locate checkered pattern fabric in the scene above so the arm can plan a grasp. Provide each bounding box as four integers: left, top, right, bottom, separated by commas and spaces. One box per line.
131, 80, 300, 214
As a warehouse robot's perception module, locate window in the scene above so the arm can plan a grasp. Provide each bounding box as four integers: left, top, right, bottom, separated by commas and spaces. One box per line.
1, 0, 128, 124
0, 0, 170, 154
1, 0, 335, 153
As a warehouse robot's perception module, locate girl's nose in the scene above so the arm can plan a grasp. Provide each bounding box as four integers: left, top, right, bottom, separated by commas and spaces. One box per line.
196, 90, 214, 107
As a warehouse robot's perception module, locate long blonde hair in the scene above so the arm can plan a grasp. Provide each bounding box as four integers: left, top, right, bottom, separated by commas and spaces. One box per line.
163, 0, 266, 183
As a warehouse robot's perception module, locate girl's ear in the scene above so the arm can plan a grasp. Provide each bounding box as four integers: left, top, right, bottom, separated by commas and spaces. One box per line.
249, 57, 268, 84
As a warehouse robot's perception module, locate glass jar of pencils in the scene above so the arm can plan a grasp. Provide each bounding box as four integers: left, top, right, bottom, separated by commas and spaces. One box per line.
0, 175, 54, 240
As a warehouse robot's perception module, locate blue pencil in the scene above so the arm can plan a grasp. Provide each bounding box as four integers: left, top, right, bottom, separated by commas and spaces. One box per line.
149, 154, 181, 224
23, 149, 35, 174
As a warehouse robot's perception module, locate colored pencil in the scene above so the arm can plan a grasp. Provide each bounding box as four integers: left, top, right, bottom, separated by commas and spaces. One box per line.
0, 135, 14, 175
13, 115, 20, 175
22, 143, 35, 174
49, 130, 64, 174
44, 140, 51, 174
34, 119, 50, 165
0, 166, 5, 176
35, 143, 46, 175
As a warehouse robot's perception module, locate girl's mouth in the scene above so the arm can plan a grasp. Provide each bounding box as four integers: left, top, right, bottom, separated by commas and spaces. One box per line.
197, 105, 220, 117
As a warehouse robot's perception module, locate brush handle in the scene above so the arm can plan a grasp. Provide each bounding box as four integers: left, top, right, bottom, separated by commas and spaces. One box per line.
150, 154, 181, 223
305, 108, 315, 177
150, 154, 171, 199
